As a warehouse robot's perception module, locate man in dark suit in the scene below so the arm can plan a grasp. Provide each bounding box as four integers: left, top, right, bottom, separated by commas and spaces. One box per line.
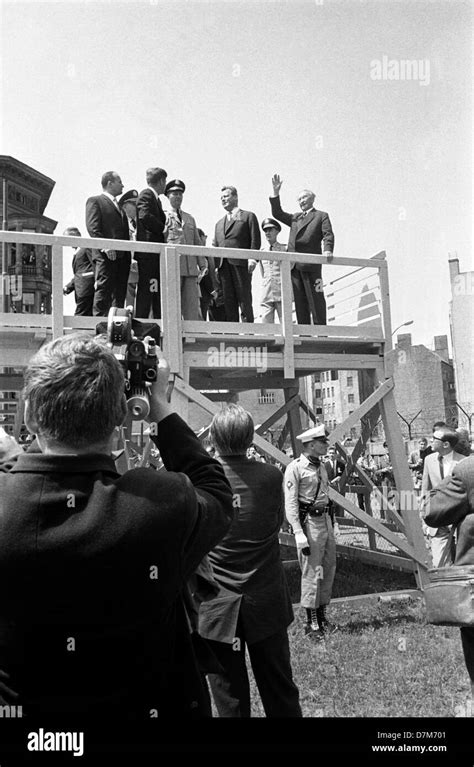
324, 444, 346, 520
199, 405, 301, 718
136, 167, 167, 319
212, 186, 261, 323
0, 334, 233, 721
62, 227, 95, 316
85, 171, 131, 316
270, 174, 334, 324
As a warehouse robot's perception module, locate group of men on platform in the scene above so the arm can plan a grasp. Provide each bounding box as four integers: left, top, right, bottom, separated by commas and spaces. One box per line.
64, 169, 335, 323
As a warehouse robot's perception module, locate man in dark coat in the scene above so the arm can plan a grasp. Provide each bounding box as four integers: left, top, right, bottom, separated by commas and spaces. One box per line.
212, 186, 261, 323
269, 173, 334, 324
62, 226, 95, 316
85, 171, 131, 316
136, 166, 168, 319
422, 455, 474, 698
199, 404, 301, 718
0, 333, 233, 721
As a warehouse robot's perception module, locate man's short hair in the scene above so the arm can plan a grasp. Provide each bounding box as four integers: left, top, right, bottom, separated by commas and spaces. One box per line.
433, 421, 447, 431
210, 404, 254, 456
221, 185, 238, 197
101, 171, 117, 189
433, 428, 459, 448
23, 333, 126, 448
146, 167, 167, 185
63, 227, 81, 237
298, 188, 315, 200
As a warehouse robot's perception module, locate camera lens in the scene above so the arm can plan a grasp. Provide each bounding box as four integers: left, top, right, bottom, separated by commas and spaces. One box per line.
145, 369, 157, 380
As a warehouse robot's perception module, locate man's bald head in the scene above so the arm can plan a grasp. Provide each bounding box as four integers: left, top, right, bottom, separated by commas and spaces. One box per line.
297, 189, 315, 211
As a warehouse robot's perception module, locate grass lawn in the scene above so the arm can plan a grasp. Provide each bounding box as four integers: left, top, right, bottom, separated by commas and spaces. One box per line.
244, 556, 472, 719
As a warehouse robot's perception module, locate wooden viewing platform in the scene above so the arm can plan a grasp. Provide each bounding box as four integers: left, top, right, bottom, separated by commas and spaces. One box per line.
0, 230, 432, 587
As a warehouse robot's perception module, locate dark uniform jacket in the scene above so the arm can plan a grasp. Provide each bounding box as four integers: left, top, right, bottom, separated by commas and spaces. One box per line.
199, 455, 293, 646
0, 414, 233, 719
424, 455, 474, 565
270, 195, 334, 272
85, 193, 130, 261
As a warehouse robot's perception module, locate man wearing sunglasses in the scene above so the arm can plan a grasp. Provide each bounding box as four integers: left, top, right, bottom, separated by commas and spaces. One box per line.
284, 424, 337, 642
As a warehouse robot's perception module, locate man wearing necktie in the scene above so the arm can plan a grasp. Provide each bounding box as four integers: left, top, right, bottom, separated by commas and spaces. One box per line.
85, 171, 131, 316
164, 179, 208, 320
118, 190, 139, 311
284, 424, 337, 642
212, 186, 261, 323
421, 426, 465, 566
269, 174, 334, 325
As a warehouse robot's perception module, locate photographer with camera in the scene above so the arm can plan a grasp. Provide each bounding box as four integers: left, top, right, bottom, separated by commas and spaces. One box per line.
0, 332, 233, 721
284, 425, 337, 643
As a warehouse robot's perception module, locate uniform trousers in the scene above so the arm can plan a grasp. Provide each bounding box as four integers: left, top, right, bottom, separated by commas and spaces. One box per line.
206, 618, 301, 718
219, 262, 254, 323
74, 288, 94, 316
93, 253, 131, 316
298, 513, 336, 609
261, 300, 282, 323
291, 268, 326, 324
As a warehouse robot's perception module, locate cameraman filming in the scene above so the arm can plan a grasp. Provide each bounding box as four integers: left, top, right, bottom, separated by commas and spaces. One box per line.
0, 333, 233, 721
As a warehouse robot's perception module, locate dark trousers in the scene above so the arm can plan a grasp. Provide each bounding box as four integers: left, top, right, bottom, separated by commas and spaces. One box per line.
135, 256, 161, 319
93, 253, 131, 317
219, 262, 254, 323
292, 268, 326, 324
74, 291, 94, 316
207, 624, 302, 718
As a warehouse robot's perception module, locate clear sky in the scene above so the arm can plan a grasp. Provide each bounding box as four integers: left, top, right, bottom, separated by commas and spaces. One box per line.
1, 0, 472, 346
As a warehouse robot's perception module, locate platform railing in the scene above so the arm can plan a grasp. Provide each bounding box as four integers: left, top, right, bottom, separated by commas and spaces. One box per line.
0, 231, 392, 376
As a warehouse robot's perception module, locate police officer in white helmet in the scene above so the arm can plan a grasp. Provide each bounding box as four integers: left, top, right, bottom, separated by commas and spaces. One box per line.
284, 424, 338, 641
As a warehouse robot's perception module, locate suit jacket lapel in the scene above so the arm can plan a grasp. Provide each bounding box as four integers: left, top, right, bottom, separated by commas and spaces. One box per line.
101, 194, 122, 218
295, 209, 316, 235
224, 216, 235, 235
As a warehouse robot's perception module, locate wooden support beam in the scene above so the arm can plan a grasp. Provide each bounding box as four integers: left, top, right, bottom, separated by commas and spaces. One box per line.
51, 243, 64, 340
254, 393, 300, 435
329, 377, 392, 446
280, 260, 295, 378
379, 386, 431, 583
285, 386, 304, 458
327, 487, 425, 566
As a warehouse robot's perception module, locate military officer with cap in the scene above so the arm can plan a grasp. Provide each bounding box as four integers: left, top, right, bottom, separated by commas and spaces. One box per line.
164, 179, 208, 320
249, 217, 287, 323
284, 424, 337, 641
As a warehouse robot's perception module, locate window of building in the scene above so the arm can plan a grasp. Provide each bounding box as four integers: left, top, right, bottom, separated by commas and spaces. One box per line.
350, 427, 357, 439
347, 375, 353, 387
258, 391, 275, 405
316, 407, 323, 415
315, 388, 321, 399
348, 394, 355, 404
331, 371, 338, 381
331, 386, 334, 397
331, 403, 335, 413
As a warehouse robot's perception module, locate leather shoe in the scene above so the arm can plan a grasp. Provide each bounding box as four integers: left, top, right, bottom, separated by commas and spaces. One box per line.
320, 620, 338, 635
304, 625, 325, 642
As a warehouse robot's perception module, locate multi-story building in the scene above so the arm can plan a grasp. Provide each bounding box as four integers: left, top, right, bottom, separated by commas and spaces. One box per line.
386, 333, 457, 438
0, 156, 56, 436
449, 257, 474, 434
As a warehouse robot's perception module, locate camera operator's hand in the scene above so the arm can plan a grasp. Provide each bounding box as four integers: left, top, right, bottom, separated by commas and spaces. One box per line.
147, 353, 174, 427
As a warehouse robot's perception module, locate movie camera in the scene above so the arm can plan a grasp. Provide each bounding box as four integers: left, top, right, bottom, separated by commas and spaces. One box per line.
106, 307, 160, 420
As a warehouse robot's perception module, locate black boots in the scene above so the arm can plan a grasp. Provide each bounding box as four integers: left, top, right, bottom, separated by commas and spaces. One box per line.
316, 605, 338, 635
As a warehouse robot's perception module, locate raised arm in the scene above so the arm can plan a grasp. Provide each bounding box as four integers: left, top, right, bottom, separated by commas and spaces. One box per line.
269, 174, 294, 228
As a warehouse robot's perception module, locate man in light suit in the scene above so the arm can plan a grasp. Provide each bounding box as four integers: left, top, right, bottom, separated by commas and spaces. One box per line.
270, 174, 334, 325
212, 186, 261, 323
421, 426, 466, 566
136, 166, 168, 319
85, 171, 131, 316
164, 179, 208, 320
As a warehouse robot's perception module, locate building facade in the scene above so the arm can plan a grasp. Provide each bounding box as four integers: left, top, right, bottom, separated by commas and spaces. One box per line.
449, 257, 474, 434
